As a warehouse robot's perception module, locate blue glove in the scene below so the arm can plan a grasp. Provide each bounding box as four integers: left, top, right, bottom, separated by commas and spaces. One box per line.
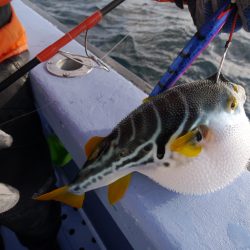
187, 0, 250, 33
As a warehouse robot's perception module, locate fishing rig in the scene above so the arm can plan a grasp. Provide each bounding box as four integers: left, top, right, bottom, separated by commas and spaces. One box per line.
0, 0, 238, 96
0, 0, 126, 92
150, 0, 238, 96
0, 0, 240, 150
0, 1, 242, 248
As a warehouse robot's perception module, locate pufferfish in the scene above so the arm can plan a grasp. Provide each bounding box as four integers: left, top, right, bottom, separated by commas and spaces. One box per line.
35, 77, 250, 208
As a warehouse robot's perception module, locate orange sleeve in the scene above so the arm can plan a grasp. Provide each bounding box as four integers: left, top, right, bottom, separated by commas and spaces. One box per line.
0, 6, 28, 62
0, 0, 11, 7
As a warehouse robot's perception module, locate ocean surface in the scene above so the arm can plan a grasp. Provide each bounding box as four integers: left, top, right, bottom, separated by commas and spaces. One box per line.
30, 0, 250, 110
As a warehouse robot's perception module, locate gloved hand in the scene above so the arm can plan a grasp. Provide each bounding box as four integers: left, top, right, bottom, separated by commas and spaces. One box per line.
187, 0, 246, 33
236, 0, 250, 31
155, 0, 250, 32
0, 129, 13, 149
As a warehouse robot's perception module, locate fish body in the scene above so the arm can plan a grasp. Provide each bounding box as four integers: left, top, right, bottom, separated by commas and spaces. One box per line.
36, 78, 250, 207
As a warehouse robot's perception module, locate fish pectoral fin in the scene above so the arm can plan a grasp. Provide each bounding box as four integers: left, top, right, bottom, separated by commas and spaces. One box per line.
170, 130, 202, 157
34, 186, 85, 208
85, 136, 104, 159
143, 97, 150, 103
143, 96, 155, 103
108, 174, 132, 205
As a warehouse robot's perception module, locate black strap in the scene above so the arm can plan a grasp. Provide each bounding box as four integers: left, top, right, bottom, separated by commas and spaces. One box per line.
0, 51, 30, 109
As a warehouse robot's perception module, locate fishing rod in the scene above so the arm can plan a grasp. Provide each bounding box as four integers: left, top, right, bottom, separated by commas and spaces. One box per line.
150, 0, 236, 97
0, 0, 126, 93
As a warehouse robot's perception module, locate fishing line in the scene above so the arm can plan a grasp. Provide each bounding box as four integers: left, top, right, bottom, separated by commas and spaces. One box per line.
0, 84, 56, 128
0, 101, 56, 129
83, 30, 110, 71
57, 50, 110, 71
216, 10, 238, 83
1, 20, 135, 129
59, 30, 111, 72
100, 31, 132, 60
0, 0, 127, 93
54, 0, 161, 75
0, 8, 128, 130
57, 0, 160, 77
0, 0, 132, 131
57, 23, 133, 71
84, 1, 159, 61
150, 0, 235, 96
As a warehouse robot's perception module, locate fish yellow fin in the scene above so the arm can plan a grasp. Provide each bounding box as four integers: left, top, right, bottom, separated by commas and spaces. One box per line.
143, 96, 155, 103
170, 131, 202, 157
143, 97, 150, 103
34, 186, 85, 208
85, 136, 104, 159
108, 174, 132, 205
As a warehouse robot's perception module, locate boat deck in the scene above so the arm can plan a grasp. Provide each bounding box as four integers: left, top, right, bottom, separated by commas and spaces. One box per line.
1, 204, 102, 250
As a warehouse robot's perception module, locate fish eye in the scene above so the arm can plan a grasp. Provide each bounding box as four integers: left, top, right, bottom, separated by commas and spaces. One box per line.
195, 130, 203, 142
228, 96, 238, 111
193, 125, 209, 143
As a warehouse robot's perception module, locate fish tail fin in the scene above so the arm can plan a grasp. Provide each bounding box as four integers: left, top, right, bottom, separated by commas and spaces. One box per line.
34, 186, 85, 208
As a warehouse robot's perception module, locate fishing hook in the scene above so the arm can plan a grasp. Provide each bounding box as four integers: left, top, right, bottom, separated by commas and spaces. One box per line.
216, 4, 238, 83
84, 30, 110, 72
